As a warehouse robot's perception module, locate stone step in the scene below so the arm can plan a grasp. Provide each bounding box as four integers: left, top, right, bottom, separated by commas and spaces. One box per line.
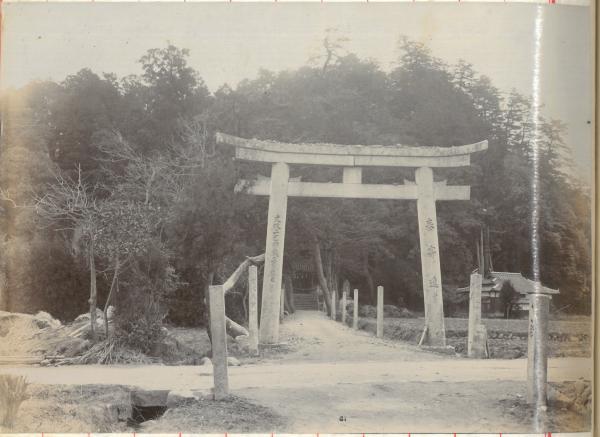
292, 293, 319, 310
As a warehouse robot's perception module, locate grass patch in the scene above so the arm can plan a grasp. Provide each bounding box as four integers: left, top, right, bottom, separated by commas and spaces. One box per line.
4, 382, 286, 433
140, 395, 287, 432
354, 315, 591, 358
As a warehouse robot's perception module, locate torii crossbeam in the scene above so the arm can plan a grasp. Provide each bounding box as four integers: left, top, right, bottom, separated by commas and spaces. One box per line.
216, 132, 488, 346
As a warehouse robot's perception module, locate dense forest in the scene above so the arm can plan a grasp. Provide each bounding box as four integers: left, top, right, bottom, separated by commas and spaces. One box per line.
0, 38, 591, 346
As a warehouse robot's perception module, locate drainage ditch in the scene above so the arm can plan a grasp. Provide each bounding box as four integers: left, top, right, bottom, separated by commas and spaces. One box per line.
127, 390, 170, 427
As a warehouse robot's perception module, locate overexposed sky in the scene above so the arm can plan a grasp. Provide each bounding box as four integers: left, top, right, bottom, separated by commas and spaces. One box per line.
1, 3, 593, 181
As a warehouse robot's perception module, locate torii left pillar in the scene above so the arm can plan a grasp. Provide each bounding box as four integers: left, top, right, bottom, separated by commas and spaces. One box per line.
259, 162, 289, 344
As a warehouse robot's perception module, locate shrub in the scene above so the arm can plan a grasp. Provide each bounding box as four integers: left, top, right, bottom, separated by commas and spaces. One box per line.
113, 243, 179, 353
0, 375, 29, 429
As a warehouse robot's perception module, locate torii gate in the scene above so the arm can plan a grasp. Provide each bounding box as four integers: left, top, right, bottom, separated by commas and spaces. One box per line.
216, 132, 488, 346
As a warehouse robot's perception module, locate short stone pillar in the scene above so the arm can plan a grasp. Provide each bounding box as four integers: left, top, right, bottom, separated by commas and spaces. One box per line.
280, 287, 285, 321
208, 285, 229, 400
341, 291, 347, 324
331, 290, 337, 321
353, 289, 359, 330
317, 286, 324, 312
527, 292, 551, 408
248, 265, 259, 356
376, 286, 384, 338
468, 273, 488, 358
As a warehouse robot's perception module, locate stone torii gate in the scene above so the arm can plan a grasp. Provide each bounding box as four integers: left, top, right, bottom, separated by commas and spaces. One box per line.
216, 132, 487, 346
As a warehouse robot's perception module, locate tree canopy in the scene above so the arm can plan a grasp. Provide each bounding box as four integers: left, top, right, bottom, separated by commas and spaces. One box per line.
0, 37, 591, 328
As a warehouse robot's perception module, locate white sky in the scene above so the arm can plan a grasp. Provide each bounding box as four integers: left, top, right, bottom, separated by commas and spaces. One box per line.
1, 2, 593, 182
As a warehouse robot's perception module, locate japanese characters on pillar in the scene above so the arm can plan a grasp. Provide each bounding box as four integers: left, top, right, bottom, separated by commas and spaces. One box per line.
259, 162, 289, 344
416, 167, 446, 347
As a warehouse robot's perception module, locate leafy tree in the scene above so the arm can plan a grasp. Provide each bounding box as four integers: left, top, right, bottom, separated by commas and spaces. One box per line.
2, 35, 592, 329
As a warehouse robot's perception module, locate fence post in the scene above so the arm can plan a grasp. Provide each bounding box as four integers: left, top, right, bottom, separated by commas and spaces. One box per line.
342, 291, 347, 324
377, 285, 384, 338
527, 292, 551, 408
208, 285, 229, 400
248, 265, 259, 356
280, 287, 285, 321
331, 290, 337, 321
353, 289, 359, 330
468, 272, 487, 358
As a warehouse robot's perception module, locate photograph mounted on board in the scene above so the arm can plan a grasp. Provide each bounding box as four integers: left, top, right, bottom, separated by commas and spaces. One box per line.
0, 1, 594, 433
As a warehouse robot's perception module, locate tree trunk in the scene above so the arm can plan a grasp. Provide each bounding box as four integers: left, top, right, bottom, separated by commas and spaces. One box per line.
312, 240, 332, 315
362, 250, 376, 304
89, 242, 97, 342
103, 256, 119, 338
284, 274, 295, 313
225, 316, 249, 338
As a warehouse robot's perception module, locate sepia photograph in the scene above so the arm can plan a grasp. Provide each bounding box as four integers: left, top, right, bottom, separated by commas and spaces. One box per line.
0, 1, 594, 434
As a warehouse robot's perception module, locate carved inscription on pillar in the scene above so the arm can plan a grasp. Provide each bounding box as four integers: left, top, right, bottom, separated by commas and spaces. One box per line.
416, 167, 446, 347
259, 162, 289, 344
270, 214, 283, 284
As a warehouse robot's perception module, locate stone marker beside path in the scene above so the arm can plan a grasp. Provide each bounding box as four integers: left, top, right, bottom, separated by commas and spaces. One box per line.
353, 289, 359, 330
341, 291, 347, 324
376, 286, 384, 338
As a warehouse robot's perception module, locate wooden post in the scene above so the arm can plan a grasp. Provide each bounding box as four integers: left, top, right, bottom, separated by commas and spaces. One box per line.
342, 291, 347, 325
527, 292, 550, 407
248, 265, 259, 356
353, 289, 359, 330
377, 285, 384, 338
208, 285, 229, 400
468, 273, 487, 358
331, 290, 337, 321
259, 162, 289, 344
415, 167, 446, 346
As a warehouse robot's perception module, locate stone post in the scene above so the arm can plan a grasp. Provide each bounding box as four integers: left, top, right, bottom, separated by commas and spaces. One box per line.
527, 292, 551, 407
317, 285, 324, 312
377, 286, 384, 338
0, 271, 7, 311
280, 287, 285, 321
415, 167, 446, 346
208, 285, 229, 400
468, 272, 487, 358
353, 289, 359, 330
260, 162, 289, 344
248, 265, 259, 356
341, 291, 347, 324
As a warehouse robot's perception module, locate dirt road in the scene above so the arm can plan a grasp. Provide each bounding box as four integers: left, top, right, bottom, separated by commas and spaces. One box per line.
0, 311, 592, 432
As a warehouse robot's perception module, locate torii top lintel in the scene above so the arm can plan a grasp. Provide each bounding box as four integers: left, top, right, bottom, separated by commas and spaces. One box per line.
216, 132, 488, 168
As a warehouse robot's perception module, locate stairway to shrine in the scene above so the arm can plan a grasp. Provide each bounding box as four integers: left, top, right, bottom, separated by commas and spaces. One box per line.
293, 292, 319, 311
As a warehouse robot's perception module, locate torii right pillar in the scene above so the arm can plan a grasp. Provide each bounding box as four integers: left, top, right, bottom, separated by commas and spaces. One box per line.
416, 167, 446, 346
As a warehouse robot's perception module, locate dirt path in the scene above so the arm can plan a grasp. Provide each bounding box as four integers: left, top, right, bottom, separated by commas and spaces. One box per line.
266, 310, 447, 362
0, 311, 592, 432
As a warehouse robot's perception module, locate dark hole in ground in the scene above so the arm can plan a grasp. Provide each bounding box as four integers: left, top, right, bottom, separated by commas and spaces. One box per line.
128, 405, 168, 426
128, 389, 170, 427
